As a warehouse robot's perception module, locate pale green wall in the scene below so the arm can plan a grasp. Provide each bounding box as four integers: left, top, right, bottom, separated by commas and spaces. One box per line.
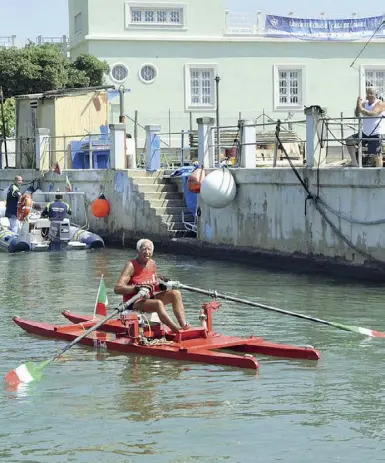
84, 0, 226, 38
68, 0, 89, 53
86, 39, 385, 137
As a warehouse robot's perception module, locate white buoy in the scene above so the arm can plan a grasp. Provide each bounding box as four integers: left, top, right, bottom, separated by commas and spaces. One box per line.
200, 168, 237, 208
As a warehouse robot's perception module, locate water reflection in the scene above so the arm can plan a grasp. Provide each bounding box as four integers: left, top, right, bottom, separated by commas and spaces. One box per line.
116, 356, 227, 423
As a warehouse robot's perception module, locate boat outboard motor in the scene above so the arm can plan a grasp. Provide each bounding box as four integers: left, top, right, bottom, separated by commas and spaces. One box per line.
48, 218, 71, 250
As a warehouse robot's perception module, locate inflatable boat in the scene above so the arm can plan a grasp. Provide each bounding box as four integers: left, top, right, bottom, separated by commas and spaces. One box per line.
0, 200, 105, 254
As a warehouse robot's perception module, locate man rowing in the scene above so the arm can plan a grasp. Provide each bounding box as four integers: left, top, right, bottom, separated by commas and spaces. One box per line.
114, 238, 190, 334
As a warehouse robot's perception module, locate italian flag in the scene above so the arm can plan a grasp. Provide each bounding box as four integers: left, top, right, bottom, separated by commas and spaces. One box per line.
65, 175, 72, 192
5, 360, 50, 386
94, 274, 108, 317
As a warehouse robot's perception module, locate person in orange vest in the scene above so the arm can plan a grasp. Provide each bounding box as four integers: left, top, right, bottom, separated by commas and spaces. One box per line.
114, 238, 190, 333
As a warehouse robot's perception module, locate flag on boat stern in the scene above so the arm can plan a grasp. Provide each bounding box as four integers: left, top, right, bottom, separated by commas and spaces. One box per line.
94, 275, 108, 317
5, 360, 50, 386
65, 175, 72, 192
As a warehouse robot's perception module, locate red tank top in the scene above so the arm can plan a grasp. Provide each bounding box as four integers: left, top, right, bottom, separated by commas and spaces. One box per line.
123, 259, 160, 302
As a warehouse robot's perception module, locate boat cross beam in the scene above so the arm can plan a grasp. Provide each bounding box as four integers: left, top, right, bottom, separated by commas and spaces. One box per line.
32, 191, 86, 196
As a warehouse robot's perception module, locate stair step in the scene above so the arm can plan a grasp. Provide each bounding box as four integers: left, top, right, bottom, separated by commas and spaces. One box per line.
132, 177, 169, 185
158, 213, 195, 223
145, 199, 186, 208
149, 206, 188, 215
127, 170, 166, 178
163, 221, 196, 231
142, 192, 182, 200
134, 184, 178, 193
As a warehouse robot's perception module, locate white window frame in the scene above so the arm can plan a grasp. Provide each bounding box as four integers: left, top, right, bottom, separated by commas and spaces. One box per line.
138, 63, 158, 84
110, 63, 130, 83
273, 64, 306, 111
360, 65, 385, 99
125, 2, 187, 29
184, 64, 218, 111
74, 12, 82, 34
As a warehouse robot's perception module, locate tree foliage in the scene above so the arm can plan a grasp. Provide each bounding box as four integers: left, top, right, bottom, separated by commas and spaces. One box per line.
0, 43, 110, 98
1, 97, 16, 138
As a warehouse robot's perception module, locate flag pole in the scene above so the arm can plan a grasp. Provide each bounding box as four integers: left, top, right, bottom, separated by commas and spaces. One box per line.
92, 274, 103, 319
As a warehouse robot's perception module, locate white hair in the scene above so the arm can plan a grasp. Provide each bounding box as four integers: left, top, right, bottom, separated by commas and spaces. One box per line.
136, 239, 154, 253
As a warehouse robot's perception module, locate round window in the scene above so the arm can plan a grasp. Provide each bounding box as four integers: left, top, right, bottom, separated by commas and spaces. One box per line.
139, 64, 157, 83
111, 64, 129, 83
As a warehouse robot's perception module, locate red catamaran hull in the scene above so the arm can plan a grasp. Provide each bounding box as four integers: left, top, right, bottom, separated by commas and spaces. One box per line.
61, 311, 320, 361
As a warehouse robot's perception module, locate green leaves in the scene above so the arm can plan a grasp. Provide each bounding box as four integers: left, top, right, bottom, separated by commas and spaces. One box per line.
0, 43, 110, 98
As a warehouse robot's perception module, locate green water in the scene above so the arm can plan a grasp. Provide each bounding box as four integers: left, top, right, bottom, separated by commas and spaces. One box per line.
1, 249, 385, 462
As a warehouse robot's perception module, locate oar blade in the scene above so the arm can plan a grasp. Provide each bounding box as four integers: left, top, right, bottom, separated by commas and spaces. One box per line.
5, 360, 50, 386
330, 321, 385, 338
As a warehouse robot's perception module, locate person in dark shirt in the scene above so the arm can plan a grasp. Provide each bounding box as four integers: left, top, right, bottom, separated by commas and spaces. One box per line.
41, 194, 72, 221
5, 175, 22, 233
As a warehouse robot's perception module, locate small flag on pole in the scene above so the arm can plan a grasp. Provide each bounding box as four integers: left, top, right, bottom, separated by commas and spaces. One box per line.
93, 274, 108, 317
54, 162, 62, 175
65, 175, 72, 193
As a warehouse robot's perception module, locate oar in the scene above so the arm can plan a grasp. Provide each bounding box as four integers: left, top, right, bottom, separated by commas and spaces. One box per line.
178, 283, 385, 338
5, 289, 148, 386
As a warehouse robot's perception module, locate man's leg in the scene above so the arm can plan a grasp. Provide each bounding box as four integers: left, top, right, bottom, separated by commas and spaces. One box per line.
133, 298, 181, 333
345, 134, 359, 166
9, 216, 19, 234
155, 290, 189, 329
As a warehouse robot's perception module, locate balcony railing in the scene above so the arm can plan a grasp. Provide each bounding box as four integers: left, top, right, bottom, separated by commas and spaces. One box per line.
0, 35, 16, 48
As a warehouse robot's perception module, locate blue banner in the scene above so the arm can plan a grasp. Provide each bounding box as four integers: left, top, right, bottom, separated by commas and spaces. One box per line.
264, 15, 385, 41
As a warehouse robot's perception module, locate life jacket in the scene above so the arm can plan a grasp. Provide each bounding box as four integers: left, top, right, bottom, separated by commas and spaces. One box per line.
5, 184, 21, 218
47, 200, 71, 221
17, 193, 33, 222
123, 258, 160, 303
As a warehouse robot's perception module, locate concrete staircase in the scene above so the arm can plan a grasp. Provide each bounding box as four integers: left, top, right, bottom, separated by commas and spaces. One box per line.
127, 170, 196, 238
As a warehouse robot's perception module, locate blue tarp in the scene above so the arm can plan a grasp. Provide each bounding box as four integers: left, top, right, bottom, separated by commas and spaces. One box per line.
170, 166, 199, 214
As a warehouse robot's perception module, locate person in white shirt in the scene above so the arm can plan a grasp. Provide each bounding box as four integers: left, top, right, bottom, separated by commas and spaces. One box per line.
345, 86, 385, 166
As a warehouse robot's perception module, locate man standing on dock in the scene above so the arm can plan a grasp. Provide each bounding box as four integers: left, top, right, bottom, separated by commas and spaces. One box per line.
5, 175, 22, 234
345, 86, 385, 167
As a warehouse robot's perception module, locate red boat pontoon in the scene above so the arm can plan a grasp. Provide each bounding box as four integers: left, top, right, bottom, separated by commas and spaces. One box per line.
13, 301, 320, 371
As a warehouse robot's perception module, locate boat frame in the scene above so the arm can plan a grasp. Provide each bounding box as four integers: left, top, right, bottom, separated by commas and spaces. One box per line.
13, 301, 320, 371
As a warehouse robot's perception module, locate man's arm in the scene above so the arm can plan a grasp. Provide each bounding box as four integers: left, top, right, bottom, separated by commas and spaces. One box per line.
359, 100, 385, 117
114, 261, 136, 295
12, 185, 21, 200
66, 203, 72, 216
40, 205, 49, 218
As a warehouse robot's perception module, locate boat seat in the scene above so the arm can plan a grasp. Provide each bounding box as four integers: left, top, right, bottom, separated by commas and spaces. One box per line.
0, 217, 10, 228
130, 311, 161, 324
35, 218, 51, 228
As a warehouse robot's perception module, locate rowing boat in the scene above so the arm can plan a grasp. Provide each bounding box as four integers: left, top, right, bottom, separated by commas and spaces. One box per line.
12, 301, 320, 371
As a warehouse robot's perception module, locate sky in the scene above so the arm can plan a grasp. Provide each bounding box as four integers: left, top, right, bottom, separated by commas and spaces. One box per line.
2, 0, 385, 46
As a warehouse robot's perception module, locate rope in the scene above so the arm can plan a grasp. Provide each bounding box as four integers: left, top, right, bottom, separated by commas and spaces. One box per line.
275, 120, 385, 269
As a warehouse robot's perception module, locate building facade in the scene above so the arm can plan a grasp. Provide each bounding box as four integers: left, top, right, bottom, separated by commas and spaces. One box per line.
68, 0, 385, 145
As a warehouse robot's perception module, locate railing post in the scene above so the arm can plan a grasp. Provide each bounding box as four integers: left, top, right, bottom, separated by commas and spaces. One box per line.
239, 119, 256, 168
197, 117, 215, 168
304, 105, 325, 168
35, 128, 50, 171
145, 124, 161, 171
109, 123, 126, 169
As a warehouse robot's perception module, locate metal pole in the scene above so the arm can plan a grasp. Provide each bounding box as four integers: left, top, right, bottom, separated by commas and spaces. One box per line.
215, 75, 221, 161
189, 112, 193, 131
0, 86, 9, 168
168, 109, 171, 146
134, 109, 138, 159
340, 111, 344, 159
119, 85, 126, 167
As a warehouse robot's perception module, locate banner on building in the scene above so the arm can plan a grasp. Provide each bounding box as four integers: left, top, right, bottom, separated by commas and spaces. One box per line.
264, 15, 385, 41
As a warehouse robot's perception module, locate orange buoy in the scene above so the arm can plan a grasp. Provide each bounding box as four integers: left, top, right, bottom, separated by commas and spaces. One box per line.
91, 194, 110, 218
17, 193, 33, 222
187, 167, 205, 193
